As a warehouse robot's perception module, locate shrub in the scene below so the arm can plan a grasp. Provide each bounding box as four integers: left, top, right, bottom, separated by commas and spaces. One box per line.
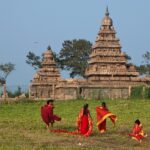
130, 86, 143, 99
144, 87, 150, 99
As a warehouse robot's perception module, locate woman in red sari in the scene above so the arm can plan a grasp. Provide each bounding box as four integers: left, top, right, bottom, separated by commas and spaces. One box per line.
129, 119, 147, 142
96, 102, 117, 133
41, 100, 61, 129
77, 104, 93, 136
49, 103, 93, 137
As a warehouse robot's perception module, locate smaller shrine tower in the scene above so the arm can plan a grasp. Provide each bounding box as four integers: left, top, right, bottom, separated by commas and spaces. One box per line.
29, 46, 61, 99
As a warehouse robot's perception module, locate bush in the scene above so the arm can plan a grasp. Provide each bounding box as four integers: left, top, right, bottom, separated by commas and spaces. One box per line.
7, 90, 15, 98
130, 86, 150, 99
130, 86, 143, 99
25, 92, 29, 98
7, 86, 22, 98
144, 87, 150, 99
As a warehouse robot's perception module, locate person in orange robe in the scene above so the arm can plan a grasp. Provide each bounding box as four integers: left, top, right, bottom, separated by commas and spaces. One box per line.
41, 100, 61, 129
96, 102, 117, 133
77, 104, 93, 136
129, 119, 147, 142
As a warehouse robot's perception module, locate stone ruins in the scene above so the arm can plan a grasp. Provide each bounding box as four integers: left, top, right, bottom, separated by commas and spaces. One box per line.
29, 8, 150, 100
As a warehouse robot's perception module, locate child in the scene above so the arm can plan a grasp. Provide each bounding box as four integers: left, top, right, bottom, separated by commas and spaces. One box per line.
129, 119, 147, 142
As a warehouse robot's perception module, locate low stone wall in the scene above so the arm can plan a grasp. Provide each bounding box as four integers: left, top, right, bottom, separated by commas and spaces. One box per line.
29, 79, 150, 100
80, 87, 129, 100
55, 86, 130, 100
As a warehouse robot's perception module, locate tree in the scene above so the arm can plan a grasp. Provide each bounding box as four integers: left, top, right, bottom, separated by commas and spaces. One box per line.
7, 86, 22, 98
0, 63, 15, 98
136, 65, 149, 76
137, 51, 150, 75
125, 53, 132, 63
59, 39, 92, 78
0, 63, 15, 82
0, 77, 5, 85
26, 46, 59, 70
26, 41, 92, 78
142, 51, 150, 64
26, 51, 42, 70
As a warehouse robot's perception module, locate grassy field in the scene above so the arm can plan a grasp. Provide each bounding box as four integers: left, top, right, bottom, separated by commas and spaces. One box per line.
0, 99, 150, 150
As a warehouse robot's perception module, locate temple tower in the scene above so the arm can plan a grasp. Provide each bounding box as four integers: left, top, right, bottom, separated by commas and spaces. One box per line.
85, 7, 139, 84
29, 46, 61, 99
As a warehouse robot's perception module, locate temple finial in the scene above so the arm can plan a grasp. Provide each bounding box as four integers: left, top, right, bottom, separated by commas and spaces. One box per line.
47, 45, 51, 50
105, 6, 109, 16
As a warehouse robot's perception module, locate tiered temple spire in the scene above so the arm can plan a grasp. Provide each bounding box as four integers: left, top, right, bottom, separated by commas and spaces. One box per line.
85, 7, 139, 82
30, 46, 61, 99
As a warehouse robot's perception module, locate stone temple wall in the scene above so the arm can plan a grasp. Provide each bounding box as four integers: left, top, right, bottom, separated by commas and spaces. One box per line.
55, 86, 129, 100
30, 78, 150, 100
55, 87, 78, 100
80, 88, 129, 100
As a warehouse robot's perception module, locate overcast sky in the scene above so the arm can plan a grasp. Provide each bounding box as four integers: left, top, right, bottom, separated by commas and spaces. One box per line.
0, 0, 150, 89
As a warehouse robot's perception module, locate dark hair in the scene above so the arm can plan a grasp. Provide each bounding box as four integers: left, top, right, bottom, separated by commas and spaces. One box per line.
135, 119, 141, 125
47, 99, 54, 104
83, 103, 88, 109
83, 104, 88, 115
102, 102, 106, 108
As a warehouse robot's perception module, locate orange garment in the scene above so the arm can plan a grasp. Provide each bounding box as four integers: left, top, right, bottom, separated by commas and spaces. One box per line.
129, 124, 147, 142
41, 104, 61, 126
96, 106, 117, 133
77, 108, 93, 136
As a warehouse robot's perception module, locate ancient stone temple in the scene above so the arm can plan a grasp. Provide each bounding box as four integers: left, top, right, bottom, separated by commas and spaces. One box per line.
82, 7, 144, 99
29, 46, 61, 99
29, 7, 150, 100
85, 7, 139, 84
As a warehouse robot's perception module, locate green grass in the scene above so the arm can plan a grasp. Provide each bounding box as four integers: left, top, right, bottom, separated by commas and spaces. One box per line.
0, 99, 150, 150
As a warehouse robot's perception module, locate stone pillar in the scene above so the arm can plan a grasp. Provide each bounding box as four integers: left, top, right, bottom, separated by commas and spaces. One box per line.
128, 86, 131, 97
3, 83, 7, 99
29, 84, 31, 99
143, 86, 145, 99
53, 84, 55, 99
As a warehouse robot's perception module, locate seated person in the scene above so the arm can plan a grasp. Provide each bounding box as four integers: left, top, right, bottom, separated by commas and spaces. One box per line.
129, 119, 147, 142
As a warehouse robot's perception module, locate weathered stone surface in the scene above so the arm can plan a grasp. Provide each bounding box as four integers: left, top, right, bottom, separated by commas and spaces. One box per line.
29, 47, 61, 99
85, 7, 139, 83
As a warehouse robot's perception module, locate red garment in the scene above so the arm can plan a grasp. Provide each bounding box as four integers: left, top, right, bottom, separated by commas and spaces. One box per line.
77, 108, 93, 136
41, 104, 61, 126
96, 106, 117, 133
129, 124, 146, 141
49, 108, 93, 137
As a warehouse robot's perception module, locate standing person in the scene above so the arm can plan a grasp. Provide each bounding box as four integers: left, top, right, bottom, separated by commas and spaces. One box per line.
77, 104, 93, 136
41, 99, 61, 129
96, 102, 117, 133
129, 119, 147, 142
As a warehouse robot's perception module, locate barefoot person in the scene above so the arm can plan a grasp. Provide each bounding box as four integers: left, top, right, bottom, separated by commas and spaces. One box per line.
129, 119, 147, 142
96, 102, 117, 133
77, 104, 93, 136
41, 100, 61, 129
